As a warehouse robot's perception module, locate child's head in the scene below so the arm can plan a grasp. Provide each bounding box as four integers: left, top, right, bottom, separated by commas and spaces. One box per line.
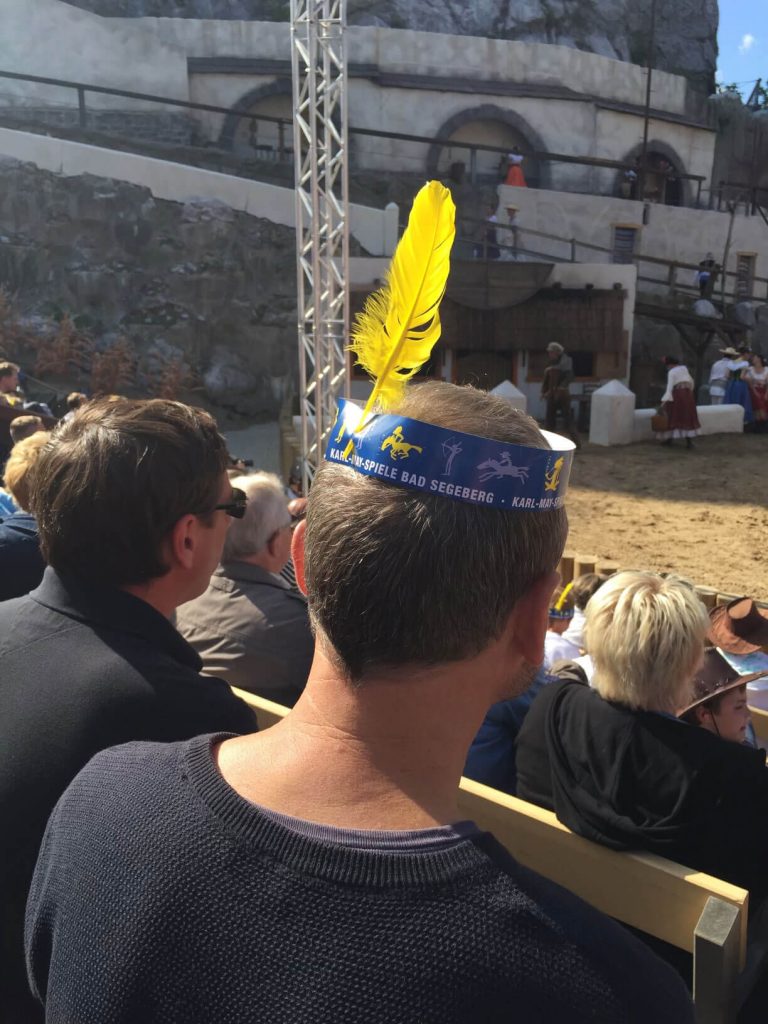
548, 583, 575, 634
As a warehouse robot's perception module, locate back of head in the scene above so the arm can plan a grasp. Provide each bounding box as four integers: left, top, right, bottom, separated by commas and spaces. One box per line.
305, 381, 568, 680
585, 571, 708, 713
29, 399, 228, 587
66, 392, 88, 412
10, 415, 44, 446
4, 431, 51, 512
223, 472, 289, 561
571, 572, 607, 611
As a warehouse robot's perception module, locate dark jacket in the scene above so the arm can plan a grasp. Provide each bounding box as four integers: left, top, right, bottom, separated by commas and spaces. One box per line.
516, 679, 768, 897
0, 511, 44, 602
0, 568, 257, 1024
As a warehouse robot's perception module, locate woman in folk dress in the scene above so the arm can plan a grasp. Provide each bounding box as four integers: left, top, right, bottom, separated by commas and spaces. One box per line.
724, 350, 753, 428
745, 353, 768, 431
504, 147, 527, 187
656, 356, 700, 449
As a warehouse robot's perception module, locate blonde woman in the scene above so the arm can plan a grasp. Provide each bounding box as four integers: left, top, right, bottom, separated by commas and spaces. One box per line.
516, 571, 768, 898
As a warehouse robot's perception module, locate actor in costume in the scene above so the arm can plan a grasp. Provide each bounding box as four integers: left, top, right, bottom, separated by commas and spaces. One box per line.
724, 349, 753, 427
504, 147, 527, 187
656, 356, 700, 448
709, 347, 737, 405
745, 353, 768, 430
541, 342, 578, 444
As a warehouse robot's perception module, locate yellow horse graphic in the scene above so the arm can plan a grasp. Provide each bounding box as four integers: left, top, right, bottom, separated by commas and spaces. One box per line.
544, 457, 564, 493
381, 425, 423, 460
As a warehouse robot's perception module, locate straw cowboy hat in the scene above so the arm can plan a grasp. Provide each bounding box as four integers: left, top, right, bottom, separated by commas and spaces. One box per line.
679, 651, 765, 716
708, 598, 768, 655
680, 648, 766, 716
720, 347, 740, 358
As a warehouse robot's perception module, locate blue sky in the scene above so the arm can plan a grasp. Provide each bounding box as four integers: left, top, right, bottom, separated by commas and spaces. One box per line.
717, 1, 767, 95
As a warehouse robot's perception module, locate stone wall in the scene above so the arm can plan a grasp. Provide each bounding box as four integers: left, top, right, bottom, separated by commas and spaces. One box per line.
0, 158, 299, 418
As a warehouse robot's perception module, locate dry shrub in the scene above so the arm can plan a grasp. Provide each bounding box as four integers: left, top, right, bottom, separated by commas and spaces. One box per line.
34, 315, 93, 380
90, 337, 137, 396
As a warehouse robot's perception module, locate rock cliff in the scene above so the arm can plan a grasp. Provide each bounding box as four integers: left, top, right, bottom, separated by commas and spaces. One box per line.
63, 0, 718, 89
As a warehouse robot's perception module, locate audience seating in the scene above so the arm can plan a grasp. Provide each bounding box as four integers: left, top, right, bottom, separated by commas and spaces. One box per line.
232, 687, 768, 1024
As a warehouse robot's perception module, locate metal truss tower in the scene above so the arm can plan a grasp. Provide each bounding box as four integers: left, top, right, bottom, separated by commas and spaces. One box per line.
290, 0, 350, 488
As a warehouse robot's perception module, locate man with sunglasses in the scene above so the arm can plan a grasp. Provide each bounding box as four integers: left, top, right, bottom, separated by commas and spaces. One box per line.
0, 398, 256, 1024
177, 472, 313, 707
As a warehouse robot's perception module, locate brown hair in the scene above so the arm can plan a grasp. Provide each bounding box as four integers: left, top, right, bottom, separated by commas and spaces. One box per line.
66, 392, 88, 411
9, 414, 44, 445
571, 572, 607, 610
4, 431, 51, 511
0, 361, 19, 380
305, 381, 568, 680
28, 399, 228, 586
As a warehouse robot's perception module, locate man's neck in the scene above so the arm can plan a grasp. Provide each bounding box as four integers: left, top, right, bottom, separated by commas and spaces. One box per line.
217, 642, 517, 831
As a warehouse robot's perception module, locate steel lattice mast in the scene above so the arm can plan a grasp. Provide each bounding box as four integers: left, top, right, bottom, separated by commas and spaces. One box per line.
290, 0, 350, 489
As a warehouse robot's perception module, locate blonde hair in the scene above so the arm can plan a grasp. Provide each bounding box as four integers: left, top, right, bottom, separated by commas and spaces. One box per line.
4, 431, 51, 511
585, 571, 708, 713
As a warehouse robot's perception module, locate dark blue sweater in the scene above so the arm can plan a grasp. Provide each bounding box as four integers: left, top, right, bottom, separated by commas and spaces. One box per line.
26, 734, 694, 1024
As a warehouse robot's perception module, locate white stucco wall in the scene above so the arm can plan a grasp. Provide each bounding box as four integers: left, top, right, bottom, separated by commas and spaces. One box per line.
0, 0, 189, 109
497, 185, 768, 298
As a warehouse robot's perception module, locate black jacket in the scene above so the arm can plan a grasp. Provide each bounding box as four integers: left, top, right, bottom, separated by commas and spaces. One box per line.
516, 679, 768, 897
0, 511, 44, 602
0, 568, 257, 1023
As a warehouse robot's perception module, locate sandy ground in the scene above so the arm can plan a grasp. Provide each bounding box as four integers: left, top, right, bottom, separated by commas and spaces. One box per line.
566, 434, 768, 601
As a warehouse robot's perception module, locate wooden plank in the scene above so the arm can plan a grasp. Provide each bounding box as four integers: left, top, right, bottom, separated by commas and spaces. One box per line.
573, 554, 598, 578
457, 777, 747, 967
558, 553, 575, 586
717, 594, 740, 607
694, 897, 742, 1024
596, 561, 620, 577
232, 688, 288, 731
696, 587, 719, 610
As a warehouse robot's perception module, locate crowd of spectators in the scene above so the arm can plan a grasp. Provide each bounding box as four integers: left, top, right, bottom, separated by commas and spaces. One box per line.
0, 379, 766, 1022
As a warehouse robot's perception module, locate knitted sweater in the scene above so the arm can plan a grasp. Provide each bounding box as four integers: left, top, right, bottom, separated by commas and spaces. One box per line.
26, 734, 694, 1024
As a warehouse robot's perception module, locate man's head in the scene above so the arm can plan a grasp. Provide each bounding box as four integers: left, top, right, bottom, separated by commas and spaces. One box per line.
570, 572, 607, 612
0, 362, 20, 394
4, 431, 51, 512
66, 392, 88, 412
546, 343, 563, 362
10, 414, 45, 446
302, 382, 568, 685
586, 572, 709, 714
28, 399, 232, 597
223, 472, 293, 574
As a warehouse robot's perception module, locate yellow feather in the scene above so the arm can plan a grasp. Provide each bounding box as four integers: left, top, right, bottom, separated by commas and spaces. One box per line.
348, 180, 456, 431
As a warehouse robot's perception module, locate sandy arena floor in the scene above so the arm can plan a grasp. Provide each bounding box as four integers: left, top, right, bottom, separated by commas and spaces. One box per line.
566, 434, 768, 601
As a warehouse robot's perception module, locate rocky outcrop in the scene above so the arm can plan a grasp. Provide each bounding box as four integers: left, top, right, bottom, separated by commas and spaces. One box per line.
64, 0, 718, 89
0, 158, 298, 418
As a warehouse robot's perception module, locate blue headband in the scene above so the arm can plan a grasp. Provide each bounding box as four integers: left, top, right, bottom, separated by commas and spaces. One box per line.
325, 399, 574, 511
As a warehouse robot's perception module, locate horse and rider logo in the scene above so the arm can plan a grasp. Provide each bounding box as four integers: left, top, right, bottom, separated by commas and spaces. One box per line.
381, 425, 423, 461
476, 452, 530, 484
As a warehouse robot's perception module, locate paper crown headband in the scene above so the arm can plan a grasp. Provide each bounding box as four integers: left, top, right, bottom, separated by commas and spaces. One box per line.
326, 399, 575, 511
328, 180, 575, 511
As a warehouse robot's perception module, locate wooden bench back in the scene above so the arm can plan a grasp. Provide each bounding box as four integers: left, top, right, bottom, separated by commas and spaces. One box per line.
232, 687, 748, 968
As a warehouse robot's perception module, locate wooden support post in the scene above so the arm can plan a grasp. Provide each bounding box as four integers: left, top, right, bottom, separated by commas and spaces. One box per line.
596, 561, 620, 577
693, 896, 741, 1024
573, 554, 598, 579
558, 554, 575, 586
77, 86, 87, 128
696, 587, 719, 610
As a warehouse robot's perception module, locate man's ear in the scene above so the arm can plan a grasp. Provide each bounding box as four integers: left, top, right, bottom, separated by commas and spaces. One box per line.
291, 519, 308, 596
166, 514, 198, 571
508, 571, 560, 667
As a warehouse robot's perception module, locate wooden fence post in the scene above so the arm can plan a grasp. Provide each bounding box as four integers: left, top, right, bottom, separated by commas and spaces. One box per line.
574, 554, 598, 579
558, 554, 575, 586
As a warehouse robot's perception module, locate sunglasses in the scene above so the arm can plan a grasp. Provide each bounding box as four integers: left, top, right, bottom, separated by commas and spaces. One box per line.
214, 487, 248, 519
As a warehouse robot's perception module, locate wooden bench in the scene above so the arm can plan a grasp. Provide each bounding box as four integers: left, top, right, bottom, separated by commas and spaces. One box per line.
232, 688, 759, 1024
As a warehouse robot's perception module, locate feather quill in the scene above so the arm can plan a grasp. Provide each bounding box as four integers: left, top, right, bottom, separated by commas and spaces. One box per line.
343, 181, 455, 454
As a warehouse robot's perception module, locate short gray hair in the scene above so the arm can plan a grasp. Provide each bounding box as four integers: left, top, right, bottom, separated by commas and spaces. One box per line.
223, 472, 290, 560
586, 572, 709, 713
305, 381, 568, 680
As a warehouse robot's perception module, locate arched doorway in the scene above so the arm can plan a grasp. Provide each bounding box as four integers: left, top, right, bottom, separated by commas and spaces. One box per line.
427, 105, 549, 190
220, 82, 293, 163
618, 141, 687, 206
